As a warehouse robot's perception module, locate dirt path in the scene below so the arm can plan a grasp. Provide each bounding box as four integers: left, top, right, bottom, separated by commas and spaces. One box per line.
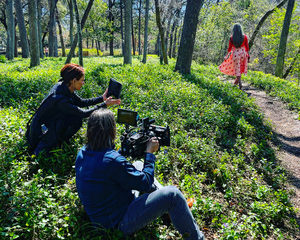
225, 79, 300, 236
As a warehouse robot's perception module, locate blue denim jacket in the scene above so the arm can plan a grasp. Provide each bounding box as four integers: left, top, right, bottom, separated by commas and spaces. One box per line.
75, 145, 156, 229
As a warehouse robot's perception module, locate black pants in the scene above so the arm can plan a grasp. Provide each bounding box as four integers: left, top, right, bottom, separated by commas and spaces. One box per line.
34, 115, 82, 155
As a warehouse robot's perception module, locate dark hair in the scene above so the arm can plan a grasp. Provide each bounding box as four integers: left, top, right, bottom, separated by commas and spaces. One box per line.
86, 109, 116, 151
232, 23, 244, 48
59, 63, 85, 86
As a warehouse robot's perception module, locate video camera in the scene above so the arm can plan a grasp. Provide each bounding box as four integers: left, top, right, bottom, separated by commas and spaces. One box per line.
117, 109, 170, 159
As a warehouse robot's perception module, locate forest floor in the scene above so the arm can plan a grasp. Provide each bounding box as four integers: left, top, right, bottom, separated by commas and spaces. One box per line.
223, 78, 300, 238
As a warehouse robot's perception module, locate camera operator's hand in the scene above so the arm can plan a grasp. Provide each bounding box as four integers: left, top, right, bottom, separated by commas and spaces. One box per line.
105, 96, 121, 107
146, 137, 159, 154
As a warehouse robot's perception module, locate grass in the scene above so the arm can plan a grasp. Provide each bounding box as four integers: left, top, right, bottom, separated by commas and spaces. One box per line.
0, 56, 299, 239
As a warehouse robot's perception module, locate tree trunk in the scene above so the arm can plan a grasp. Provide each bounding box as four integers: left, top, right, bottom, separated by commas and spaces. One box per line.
65, 0, 95, 64
48, 0, 58, 57
131, 11, 136, 56
142, 0, 149, 63
283, 47, 300, 78
108, 0, 114, 56
172, 26, 178, 58
124, 0, 132, 64
15, 0, 29, 58
73, 0, 83, 66
68, 0, 74, 53
249, 0, 288, 50
6, 0, 14, 60
120, 0, 124, 55
138, 0, 141, 55
154, 0, 168, 64
29, 0, 40, 67
175, 0, 204, 74
56, 8, 66, 57
37, 0, 44, 58
275, 0, 295, 78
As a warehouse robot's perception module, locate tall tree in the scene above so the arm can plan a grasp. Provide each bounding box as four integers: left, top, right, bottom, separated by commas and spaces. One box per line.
29, 0, 40, 67
275, 0, 295, 78
6, 0, 14, 60
175, 0, 204, 74
65, 0, 95, 64
142, 0, 149, 63
15, 0, 29, 58
73, 0, 83, 66
56, 7, 66, 57
37, 0, 44, 58
124, 0, 132, 64
248, 0, 288, 50
120, 0, 124, 55
48, 0, 58, 57
154, 0, 168, 64
108, 0, 115, 56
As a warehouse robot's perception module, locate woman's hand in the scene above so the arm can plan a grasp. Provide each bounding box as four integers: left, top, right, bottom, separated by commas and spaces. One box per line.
146, 137, 159, 154
102, 89, 108, 101
105, 96, 121, 107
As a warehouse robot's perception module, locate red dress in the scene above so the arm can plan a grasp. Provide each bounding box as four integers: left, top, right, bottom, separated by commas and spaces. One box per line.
218, 35, 249, 76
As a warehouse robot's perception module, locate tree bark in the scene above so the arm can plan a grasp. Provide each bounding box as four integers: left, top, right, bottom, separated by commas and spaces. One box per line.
131, 8, 135, 56
120, 0, 124, 55
73, 0, 83, 66
15, 0, 29, 58
142, 0, 149, 63
138, 0, 141, 55
124, 0, 132, 64
29, 0, 40, 67
275, 0, 295, 78
48, 0, 58, 57
154, 0, 168, 64
175, 0, 204, 74
37, 0, 44, 58
65, 0, 95, 64
108, 0, 114, 56
249, 0, 288, 50
68, 0, 74, 53
6, 0, 14, 60
56, 8, 66, 57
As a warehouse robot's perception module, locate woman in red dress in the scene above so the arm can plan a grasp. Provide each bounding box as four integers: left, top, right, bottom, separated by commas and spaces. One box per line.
218, 23, 250, 89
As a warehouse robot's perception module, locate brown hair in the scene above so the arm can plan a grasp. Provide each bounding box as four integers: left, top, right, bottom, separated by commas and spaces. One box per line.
59, 63, 85, 86
86, 109, 116, 151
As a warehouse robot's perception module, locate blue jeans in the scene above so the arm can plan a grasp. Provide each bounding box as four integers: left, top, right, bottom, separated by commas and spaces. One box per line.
117, 162, 204, 240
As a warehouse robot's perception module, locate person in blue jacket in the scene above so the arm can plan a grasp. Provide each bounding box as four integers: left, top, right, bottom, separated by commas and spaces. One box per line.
75, 109, 205, 240
26, 63, 121, 155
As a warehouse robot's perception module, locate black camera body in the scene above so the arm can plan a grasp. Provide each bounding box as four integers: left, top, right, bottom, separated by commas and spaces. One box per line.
117, 109, 170, 158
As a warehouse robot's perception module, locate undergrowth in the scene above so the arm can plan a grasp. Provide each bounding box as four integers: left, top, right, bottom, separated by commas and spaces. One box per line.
0, 56, 298, 239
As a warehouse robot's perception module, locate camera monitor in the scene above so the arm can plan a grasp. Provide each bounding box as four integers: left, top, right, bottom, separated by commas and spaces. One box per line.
107, 78, 122, 99
117, 109, 138, 127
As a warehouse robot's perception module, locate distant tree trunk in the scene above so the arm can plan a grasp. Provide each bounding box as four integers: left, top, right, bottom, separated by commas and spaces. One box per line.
120, 0, 124, 55
6, 0, 14, 60
37, 0, 44, 58
138, 0, 141, 55
172, 26, 178, 58
249, 0, 288, 50
175, 0, 204, 74
73, 0, 83, 66
14, 33, 18, 57
108, 0, 114, 56
124, 0, 132, 64
142, 0, 149, 63
154, 0, 168, 64
56, 9, 66, 57
131, 14, 136, 56
15, 0, 29, 58
29, 0, 40, 67
283, 47, 300, 78
65, 0, 95, 64
68, 0, 74, 50
275, 0, 295, 78
48, 0, 58, 57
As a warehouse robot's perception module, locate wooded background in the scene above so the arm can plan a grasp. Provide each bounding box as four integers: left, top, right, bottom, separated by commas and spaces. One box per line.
0, 0, 299, 77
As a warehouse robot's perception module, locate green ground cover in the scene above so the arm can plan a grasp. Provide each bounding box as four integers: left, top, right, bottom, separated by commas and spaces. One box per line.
0, 56, 298, 239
